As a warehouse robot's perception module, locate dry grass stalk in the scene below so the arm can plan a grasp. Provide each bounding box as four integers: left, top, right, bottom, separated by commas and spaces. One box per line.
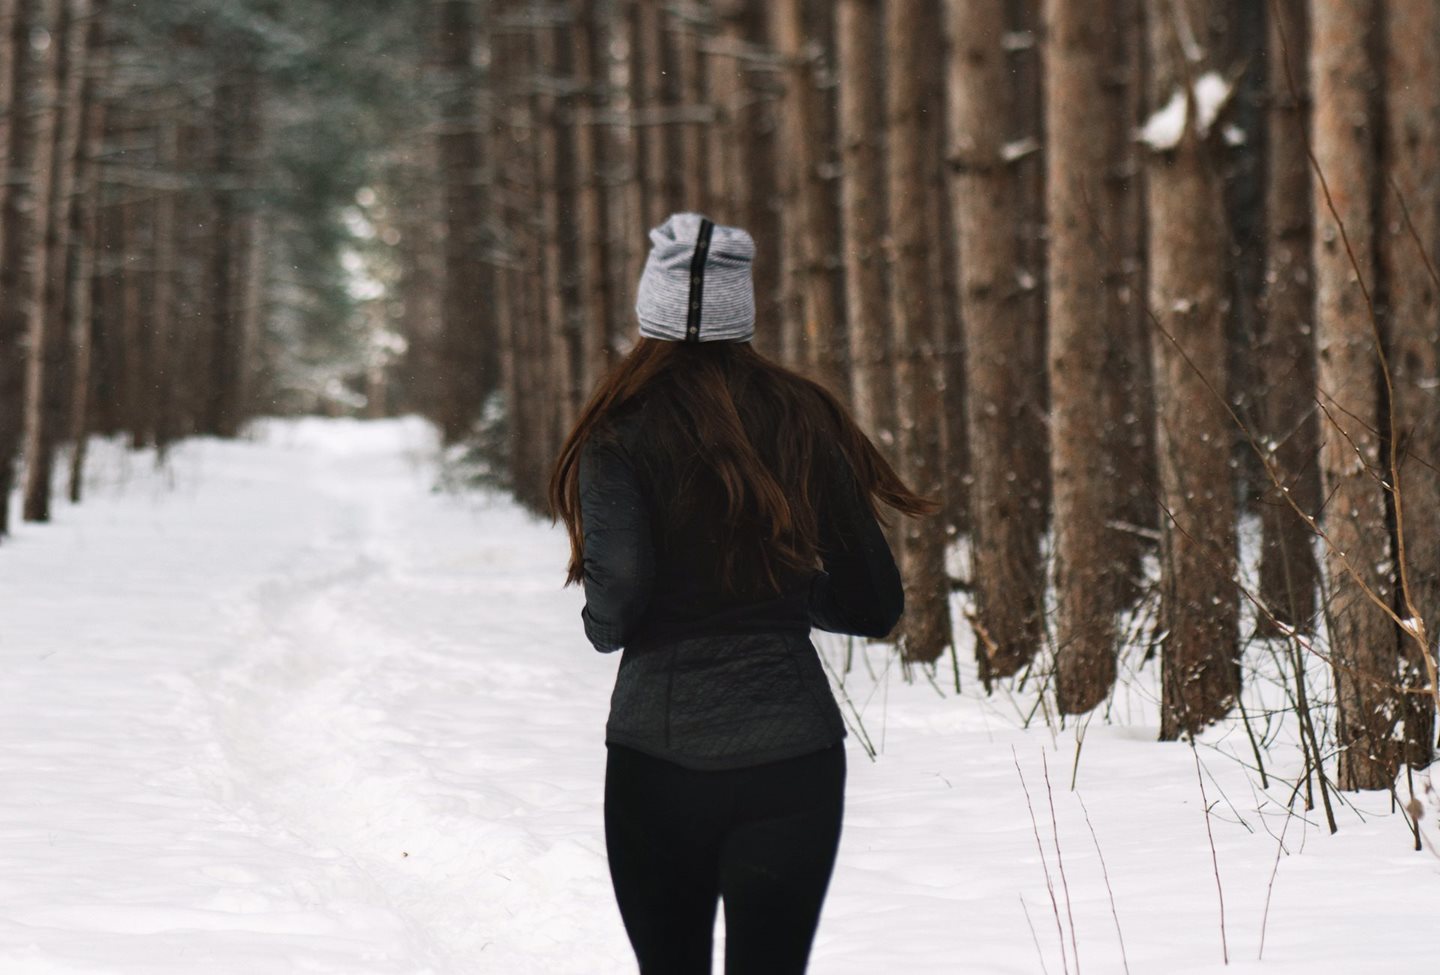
1191, 741, 1229, 964
1041, 751, 1081, 972
1076, 790, 1130, 975
1014, 747, 1072, 975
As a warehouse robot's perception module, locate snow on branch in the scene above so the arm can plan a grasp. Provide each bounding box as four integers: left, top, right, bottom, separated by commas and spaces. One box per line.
1138, 71, 1234, 150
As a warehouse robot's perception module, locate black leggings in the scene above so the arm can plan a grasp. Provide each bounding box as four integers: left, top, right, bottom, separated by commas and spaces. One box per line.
603, 741, 847, 975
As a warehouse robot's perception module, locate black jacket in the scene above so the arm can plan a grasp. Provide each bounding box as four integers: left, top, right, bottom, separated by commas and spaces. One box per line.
577, 408, 905, 769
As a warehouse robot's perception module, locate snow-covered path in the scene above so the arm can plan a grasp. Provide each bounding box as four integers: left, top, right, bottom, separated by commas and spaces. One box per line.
2, 418, 1438, 974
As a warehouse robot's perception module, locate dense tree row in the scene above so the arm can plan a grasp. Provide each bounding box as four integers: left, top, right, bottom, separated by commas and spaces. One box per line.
408, 0, 1440, 787
0, 1, 427, 522
3, 1, 1437, 788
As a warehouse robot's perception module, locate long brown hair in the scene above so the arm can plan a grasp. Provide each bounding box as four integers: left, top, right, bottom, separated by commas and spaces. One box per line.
548, 337, 938, 595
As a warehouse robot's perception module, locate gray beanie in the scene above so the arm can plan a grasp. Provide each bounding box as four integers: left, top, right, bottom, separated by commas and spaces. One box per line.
635, 212, 756, 343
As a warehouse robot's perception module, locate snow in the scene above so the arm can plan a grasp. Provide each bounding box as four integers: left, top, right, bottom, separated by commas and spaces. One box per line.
2, 417, 1438, 974
1139, 71, 1234, 150
1002, 137, 1040, 163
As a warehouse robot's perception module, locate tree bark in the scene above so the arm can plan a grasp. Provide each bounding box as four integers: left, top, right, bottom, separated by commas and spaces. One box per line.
1045, 0, 1124, 711
120, 170, 153, 449
494, 0, 547, 511
834, 0, 893, 455
770, 0, 846, 393
633, 0, 664, 225
89, 125, 126, 440
1102, 0, 1155, 585
16, 0, 62, 515
728, 1, 783, 362
1257, 0, 1320, 634
433, 0, 496, 443
885, 0, 952, 664
203, 74, 241, 438
66, 0, 106, 503
656, 2, 684, 215
927, 0, 968, 541
706, 0, 742, 219
23, 0, 87, 523
608, 0, 643, 351
1145, 0, 1239, 739
538, 9, 582, 443
945, 0, 1045, 681
1311, 0, 1398, 789
233, 68, 266, 424
574, 0, 614, 396
1380, 0, 1440, 769
676, 3, 710, 214
0, 0, 15, 255
0, 0, 53, 537
148, 101, 180, 450
168, 103, 210, 447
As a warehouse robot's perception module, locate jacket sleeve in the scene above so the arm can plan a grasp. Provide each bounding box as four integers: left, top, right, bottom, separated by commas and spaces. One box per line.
577, 433, 656, 653
808, 441, 905, 639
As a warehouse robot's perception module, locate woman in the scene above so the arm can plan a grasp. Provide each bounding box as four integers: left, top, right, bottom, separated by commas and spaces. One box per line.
549, 213, 937, 974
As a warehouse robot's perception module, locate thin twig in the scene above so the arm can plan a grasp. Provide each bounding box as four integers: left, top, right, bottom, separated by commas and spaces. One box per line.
1257, 787, 1297, 960
1042, 751, 1081, 973
1076, 791, 1130, 975
1020, 895, 1054, 975
1191, 740, 1229, 964
1014, 748, 1070, 975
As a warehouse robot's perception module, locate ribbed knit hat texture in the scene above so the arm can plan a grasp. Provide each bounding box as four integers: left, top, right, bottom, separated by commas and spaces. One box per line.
635, 212, 756, 343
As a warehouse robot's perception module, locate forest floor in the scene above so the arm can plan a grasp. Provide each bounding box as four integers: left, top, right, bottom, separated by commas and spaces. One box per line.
2, 417, 1437, 974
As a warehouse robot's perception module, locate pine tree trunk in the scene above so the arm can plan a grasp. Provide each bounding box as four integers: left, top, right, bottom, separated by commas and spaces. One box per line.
1045, 0, 1123, 711
66, 0, 107, 503
168, 104, 210, 446
729, 1, 783, 362
119, 175, 153, 449
0, 0, 15, 251
530, 9, 566, 502
945, 0, 1044, 681
1257, 0, 1320, 633
765, 10, 802, 369
771, 0, 846, 394
23, 0, 87, 523
89, 146, 123, 438
432, 0, 483, 440
656, 4, 684, 215
1311, 0, 1398, 789
706, 1, 742, 218
0, 0, 51, 537
1380, 0, 1440, 769
676, 4, 710, 213
539, 11, 582, 442
1102, 0, 1155, 583
607, 0, 642, 350
234, 69, 265, 423
495, 0, 546, 511
1223, 0, 1270, 530
633, 0, 664, 225
575, 0, 615, 394
149, 103, 179, 450
926, 0, 968, 541
17, 0, 62, 519
1001, 0, 1046, 544
885, 0, 952, 664
1146, 0, 1239, 739
835, 0, 894, 452
489, 0, 519, 483
434, 0, 494, 443
204, 75, 240, 438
